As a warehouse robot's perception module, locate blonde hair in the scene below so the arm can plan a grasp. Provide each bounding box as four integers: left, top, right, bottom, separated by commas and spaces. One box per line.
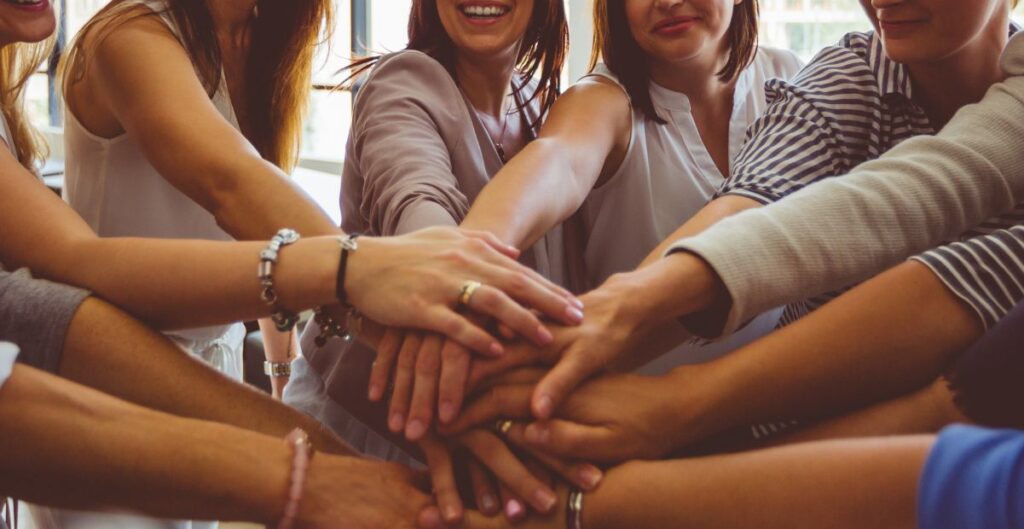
63, 0, 332, 171
0, 37, 54, 172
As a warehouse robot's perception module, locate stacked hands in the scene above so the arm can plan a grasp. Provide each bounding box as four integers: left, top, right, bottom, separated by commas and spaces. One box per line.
343, 249, 696, 529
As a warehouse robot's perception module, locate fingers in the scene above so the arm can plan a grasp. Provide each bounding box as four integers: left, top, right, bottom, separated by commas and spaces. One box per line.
458, 430, 558, 515
468, 458, 500, 516
423, 307, 504, 358
459, 229, 521, 260
498, 482, 527, 522
464, 283, 555, 347
524, 419, 620, 463
406, 334, 444, 441
531, 346, 594, 419
467, 345, 551, 392
441, 384, 534, 435
420, 436, 464, 525
502, 423, 603, 492
369, 327, 403, 402
474, 266, 584, 330
389, 332, 423, 433
437, 339, 472, 425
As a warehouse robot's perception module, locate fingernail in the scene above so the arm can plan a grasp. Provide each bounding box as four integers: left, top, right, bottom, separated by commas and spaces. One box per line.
566, 306, 584, 323
444, 506, 460, 523
405, 419, 426, 440
480, 494, 498, 513
490, 342, 505, 356
439, 401, 456, 423
506, 499, 525, 519
572, 297, 585, 309
534, 489, 557, 512
525, 423, 550, 444
535, 395, 554, 418
389, 413, 405, 432
578, 465, 603, 490
368, 384, 382, 401
537, 325, 554, 345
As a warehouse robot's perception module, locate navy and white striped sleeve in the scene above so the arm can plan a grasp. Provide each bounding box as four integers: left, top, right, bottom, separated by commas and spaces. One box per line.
912, 225, 1024, 329
721, 46, 875, 204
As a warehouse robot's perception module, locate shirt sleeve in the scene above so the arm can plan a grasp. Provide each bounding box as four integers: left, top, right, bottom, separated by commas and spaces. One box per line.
0, 268, 89, 374
720, 68, 848, 204
919, 425, 1024, 529
350, 51, 470, 236
912, 225, 1024, 329
665, 34, 1024, 337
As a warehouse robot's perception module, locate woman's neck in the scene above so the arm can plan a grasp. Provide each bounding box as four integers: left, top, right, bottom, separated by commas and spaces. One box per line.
648, 49, 735, 110
207, 0, 257, 48
455, 51, 517, 118
909, 16, 1009, 128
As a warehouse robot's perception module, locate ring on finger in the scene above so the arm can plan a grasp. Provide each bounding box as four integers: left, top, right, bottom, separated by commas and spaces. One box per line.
459, 280, 483, 307
493, 418, 514, 437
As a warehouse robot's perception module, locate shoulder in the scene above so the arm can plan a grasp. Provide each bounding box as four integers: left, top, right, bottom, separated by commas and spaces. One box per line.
356, 50, 463, 109
575, 63, 631, 103
751, 45, 804, 79
767, 31, 881, 99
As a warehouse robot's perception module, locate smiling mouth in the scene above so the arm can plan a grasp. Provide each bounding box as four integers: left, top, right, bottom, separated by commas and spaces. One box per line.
2, 0, 46, 6
459, 3, 511, 20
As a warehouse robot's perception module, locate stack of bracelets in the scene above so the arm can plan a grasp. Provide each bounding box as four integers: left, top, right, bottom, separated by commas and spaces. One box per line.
258, 229, 363, 347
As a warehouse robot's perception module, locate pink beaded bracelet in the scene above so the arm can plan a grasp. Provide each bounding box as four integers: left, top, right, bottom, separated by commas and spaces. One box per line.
277, 428, 314, 529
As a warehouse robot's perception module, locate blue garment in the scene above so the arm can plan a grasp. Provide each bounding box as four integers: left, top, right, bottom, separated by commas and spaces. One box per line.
919, 425, 1024, 529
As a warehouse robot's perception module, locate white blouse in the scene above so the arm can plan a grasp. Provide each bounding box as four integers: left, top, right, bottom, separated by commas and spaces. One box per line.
580, 47, 803, 370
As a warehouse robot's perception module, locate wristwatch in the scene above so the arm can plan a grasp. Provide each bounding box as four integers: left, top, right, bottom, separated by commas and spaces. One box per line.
264, 360, 293, 378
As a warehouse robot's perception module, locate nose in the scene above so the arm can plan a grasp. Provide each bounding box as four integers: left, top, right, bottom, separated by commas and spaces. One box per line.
653, 0, 685, 9
870, 0, 907, 7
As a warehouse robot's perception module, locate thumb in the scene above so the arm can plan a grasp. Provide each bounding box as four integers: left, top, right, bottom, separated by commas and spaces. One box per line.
531, 349, 592, 419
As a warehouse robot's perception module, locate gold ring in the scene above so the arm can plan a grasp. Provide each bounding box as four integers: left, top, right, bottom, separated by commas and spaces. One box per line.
493, 419, 514, 437
459, 280, 482, 306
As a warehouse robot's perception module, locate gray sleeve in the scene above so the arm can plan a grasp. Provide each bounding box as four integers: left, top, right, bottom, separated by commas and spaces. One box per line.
668, 33, 1024, 337
351, 51, 470, 236
0, 268, 90, 374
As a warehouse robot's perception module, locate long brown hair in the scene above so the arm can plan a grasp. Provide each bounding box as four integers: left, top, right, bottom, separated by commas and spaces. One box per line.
63, 0, 332, 171
344, 0, 568, 123
589, 0, 759, 124
1, 36, 55, 172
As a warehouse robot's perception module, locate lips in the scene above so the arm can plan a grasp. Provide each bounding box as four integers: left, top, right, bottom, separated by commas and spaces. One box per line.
653, 15, 700, 36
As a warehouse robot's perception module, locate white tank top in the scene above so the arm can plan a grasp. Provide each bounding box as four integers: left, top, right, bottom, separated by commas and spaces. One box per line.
581, 48, 803, 371
62, 0, 245, 376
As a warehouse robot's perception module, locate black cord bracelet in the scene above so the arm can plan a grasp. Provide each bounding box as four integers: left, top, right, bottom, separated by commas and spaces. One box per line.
335, 233, 360, 305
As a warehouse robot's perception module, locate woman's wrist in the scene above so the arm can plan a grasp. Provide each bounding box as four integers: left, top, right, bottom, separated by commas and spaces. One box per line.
273, 236, 345, 311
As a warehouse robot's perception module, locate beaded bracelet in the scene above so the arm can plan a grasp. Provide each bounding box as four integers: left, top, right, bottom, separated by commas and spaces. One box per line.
259, 229, 301, 332
276, 428, 314, 529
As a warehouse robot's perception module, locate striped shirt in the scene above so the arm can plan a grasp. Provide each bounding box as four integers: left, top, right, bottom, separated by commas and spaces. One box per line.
721, 30, 1024, 329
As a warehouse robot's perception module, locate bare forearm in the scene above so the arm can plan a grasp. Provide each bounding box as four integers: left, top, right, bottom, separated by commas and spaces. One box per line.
587, 437, 932, 529
462, 139, 595, 247
59, 236, 339, 330
0, 365, 289, 523
638, 195, 761, 267
57, 297, 353, 455
676, 261, 983, 445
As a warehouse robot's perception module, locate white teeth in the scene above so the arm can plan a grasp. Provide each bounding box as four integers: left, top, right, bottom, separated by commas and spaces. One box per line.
460, 4, 510, 18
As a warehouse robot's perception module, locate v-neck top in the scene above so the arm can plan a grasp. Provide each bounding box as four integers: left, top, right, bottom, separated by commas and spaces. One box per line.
63, 0, 243, 347
575, 48, 801, 371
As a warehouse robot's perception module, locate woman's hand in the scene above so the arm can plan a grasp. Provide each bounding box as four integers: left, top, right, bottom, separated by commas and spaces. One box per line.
297, 455, 432, 529
466, 275, 656, 419
345, 227, 583, 358
446, 369, 688, 464
419, 429, 602, 526
419, 485, 571, 529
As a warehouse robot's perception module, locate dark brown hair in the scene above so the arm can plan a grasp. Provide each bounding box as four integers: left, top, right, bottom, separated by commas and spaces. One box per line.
64, 0, 332, 171
589, 0, 759, 124
344, 0, 568, 124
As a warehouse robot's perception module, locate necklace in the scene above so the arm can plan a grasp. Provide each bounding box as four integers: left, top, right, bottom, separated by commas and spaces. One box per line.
473, 96, 513, 164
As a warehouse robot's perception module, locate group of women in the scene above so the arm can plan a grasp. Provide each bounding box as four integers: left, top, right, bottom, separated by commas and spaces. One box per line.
0, 0, 1022, 528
